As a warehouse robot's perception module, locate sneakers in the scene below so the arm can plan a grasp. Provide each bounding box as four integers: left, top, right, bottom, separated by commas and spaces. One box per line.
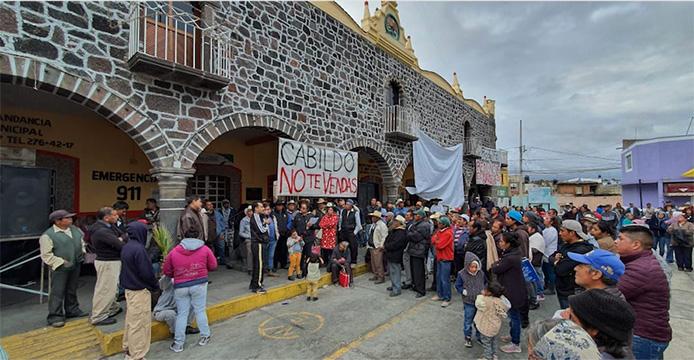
537, 294, 545, 302
92, 318, 117, 326
431, 295, 441, 301
389, 292, 401, 297
441, 301, 450, 308
198, 336, 211, 346
170, 343, 184, 353
185, 326, 200, 334
253, 288, 267, 294
49, 321, 65, 328
464, 337, 472, 348
288, 276, 296, 281
500, 343, 521, 353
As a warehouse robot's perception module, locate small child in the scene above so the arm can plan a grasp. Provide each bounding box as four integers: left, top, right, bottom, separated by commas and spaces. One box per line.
286, 230, 304, 281
305, 254, 324, 301
474, 282, 511, 360
455, 252, 486, 348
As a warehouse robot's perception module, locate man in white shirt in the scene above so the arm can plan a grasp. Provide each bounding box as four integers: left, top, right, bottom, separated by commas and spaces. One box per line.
367, 211, 389, 284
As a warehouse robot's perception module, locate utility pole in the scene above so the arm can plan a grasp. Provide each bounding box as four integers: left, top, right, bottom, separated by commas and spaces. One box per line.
519, 119, 524, 199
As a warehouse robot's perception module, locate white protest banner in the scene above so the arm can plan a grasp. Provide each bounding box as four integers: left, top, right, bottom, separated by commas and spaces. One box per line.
277, 138, 358, 197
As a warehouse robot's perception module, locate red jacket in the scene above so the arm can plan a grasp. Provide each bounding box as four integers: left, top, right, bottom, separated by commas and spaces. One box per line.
618, 250, 671, 343
432, 227, 454, 261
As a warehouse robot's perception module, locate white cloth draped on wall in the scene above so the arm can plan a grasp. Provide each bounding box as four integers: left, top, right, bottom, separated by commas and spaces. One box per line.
406, 129, 465, 208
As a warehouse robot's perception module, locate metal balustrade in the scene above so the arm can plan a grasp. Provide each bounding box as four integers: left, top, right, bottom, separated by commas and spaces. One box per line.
127, 2, 232, 88
384, 105, 419, 142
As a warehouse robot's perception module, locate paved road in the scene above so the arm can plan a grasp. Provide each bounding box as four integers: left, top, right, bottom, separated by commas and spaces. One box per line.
112, 265, 694, 359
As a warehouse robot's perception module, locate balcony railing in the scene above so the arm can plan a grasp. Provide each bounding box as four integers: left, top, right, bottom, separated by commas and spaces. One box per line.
498, 149, 508, 166
464, 137, 481, 157
384, 105, 418, 142
127, 2, 232, 89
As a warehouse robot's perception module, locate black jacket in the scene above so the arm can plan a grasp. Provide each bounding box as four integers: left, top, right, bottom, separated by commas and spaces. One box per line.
250, 214, 269, 244
273, 210, 290, 235
91, 220, 124, 261
384, 228, 408, 263
293, 212, 317, 241
407, 220, 431, 258
491, 246, 527, 309
464, 233, 487, 271
120, 222, 159, 292
552, 240, 595, 297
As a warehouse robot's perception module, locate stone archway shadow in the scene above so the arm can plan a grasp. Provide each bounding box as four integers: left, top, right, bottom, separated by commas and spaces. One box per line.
0, 53, 173, 168
338, 137, 400, 198
178, 112, 309, 168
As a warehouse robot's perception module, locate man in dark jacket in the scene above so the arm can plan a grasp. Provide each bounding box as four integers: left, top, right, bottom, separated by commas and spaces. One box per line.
339, 199, 363, 265
249, 202, 270, 293
616, 225, 671, 359
384, 216, 408, 296
505, 210, 530, 258
294, 202, 317, 277
113, 200, 130, 238
464, 220, 487, 272
550, 220, 594, 309
407, 210, 431, 298
121, 222, 160, 360
272, 201, 290, 270
177, 196, 205, 243
90, 207, 124, 325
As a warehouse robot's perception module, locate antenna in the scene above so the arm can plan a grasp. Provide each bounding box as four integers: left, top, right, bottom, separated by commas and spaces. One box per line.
687, 115, 693, 135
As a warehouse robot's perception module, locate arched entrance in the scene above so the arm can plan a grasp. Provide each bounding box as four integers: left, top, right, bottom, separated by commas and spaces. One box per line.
188, 126, 295, 210
0, 73, 160, 292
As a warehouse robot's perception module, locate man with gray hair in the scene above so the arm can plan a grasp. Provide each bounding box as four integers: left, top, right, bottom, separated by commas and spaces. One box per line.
39, 210, 88, 327
90, 206, 125, 325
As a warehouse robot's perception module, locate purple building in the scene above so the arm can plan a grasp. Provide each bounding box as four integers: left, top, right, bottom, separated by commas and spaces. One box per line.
621, 135, 694, 208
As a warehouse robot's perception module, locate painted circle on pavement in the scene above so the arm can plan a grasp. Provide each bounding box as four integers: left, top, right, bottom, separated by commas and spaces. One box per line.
258, 312, 325, 340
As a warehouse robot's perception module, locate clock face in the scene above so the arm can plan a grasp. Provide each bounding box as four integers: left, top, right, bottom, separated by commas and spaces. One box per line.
384, 14, 400, 40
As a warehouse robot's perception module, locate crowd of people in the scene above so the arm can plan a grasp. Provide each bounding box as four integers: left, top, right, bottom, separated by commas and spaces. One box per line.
37, 195, 692, 359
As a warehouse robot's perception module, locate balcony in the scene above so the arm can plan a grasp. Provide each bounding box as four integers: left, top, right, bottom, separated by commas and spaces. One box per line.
384, 105, 418, 142
498, 149, 508, 166
464, 137, 481, 157
127, 2, 232, 90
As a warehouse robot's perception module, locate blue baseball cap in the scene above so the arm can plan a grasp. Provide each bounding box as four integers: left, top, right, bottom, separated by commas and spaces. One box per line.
507, 210, 523, 224
568, 249, 625, 282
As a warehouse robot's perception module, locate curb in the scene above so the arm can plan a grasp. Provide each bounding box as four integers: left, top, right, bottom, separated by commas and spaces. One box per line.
99, 264, 367, 356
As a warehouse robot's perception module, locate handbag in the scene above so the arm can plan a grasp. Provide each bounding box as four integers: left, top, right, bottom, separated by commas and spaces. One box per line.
311, 245, 321, 256
339, 266, 351, 288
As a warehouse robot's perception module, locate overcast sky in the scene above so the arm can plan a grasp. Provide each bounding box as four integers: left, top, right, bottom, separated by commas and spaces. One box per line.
336, 1, 694, 180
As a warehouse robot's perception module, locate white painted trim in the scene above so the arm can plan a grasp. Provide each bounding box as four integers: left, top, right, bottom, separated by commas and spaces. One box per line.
621, 135, 694, 154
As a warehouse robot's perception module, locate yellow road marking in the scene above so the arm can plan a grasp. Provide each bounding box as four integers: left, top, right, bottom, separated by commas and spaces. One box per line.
258, 312, 325, 340
323, 300, 427, 360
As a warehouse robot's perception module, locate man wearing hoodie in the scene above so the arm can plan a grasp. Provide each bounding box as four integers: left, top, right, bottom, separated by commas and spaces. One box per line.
121, 222, 160, 360
455, 252, 486, 348
152, 276, 198, 336
550, 220, 594, 309
163, 229, 218, 353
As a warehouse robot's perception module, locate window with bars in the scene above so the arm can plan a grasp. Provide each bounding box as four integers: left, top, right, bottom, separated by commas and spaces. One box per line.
187, 174, 230, 208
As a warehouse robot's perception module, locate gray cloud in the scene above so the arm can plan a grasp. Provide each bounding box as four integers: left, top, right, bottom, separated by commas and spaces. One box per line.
337, 1, 694, 179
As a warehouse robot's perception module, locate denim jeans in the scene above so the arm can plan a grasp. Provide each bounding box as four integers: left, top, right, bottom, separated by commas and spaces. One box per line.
436, 260, 452, 301
388, 262, 402, 294
632, 335, 668, 360
508, 308, 521, 345
541, 260, 556, 291
480, 334, 497, 359
558, 294, 570, 309
533, 266, 544, 294
174, 283, 210, 346
654, 236, 669, 258
214, 238, 226, 264
666, 244, 675, 263
265, 240, 277, 271
463, 303, 480, 339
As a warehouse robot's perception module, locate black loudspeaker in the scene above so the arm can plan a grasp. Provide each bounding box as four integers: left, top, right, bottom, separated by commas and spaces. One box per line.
0, 166, 54, 240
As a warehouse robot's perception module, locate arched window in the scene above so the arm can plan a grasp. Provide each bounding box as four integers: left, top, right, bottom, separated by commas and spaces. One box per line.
464, 121, 471, 139
385, 80, 402, 106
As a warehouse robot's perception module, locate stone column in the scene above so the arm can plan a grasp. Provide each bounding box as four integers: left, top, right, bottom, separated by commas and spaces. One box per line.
150, 167, 196, 239
384, 183, 400, 204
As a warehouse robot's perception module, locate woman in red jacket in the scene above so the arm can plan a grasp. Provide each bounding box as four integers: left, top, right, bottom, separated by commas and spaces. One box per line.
431, 216, 454, 307
319, 205, 339, 265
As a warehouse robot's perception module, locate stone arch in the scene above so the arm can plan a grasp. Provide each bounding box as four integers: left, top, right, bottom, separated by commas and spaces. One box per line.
338, 137, 400, 201
0, 53, 173, 167
178, 112, 309, 168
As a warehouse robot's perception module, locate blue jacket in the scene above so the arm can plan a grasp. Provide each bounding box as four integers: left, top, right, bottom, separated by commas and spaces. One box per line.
120, 222, 159, 292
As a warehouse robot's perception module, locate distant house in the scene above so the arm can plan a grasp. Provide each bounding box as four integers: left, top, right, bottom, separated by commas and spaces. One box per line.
621, 135, 694, 207
555, 178, 602, 196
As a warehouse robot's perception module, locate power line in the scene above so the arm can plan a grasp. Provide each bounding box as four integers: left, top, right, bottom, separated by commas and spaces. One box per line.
528, 146, 621, 162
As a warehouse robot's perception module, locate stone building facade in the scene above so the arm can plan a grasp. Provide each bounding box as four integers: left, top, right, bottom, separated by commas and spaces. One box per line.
0, 1, 504, 232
